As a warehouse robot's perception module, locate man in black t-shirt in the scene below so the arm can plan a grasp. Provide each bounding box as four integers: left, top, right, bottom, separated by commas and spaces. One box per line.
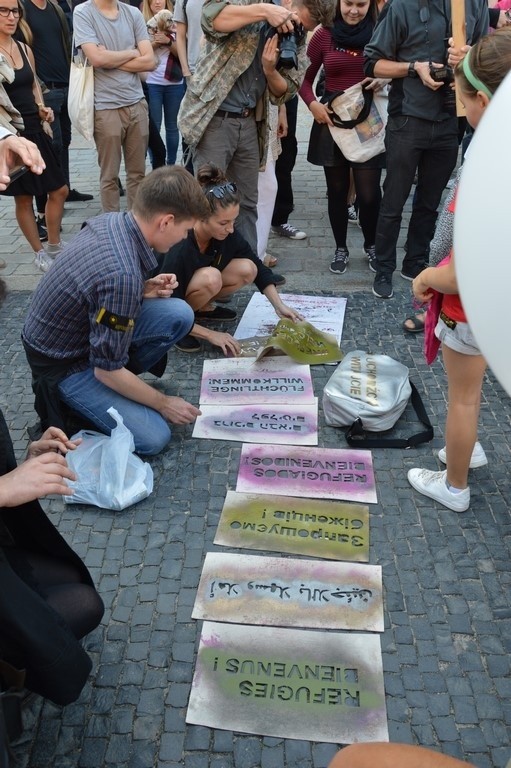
20, 0, 94, 211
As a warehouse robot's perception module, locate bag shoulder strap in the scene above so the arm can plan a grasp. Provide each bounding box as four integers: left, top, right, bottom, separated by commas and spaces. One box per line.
328, 87, 373, 129
345, 381, 434, 449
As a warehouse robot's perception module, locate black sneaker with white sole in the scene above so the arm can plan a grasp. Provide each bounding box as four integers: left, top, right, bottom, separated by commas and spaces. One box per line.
372, 273, 393, 298
176, 334, 201, 352
365, 245, 377, 273
329, 247, 349, 274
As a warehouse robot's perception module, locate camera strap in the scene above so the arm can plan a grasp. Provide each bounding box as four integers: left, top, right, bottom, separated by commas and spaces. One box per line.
418, 0, 452, 65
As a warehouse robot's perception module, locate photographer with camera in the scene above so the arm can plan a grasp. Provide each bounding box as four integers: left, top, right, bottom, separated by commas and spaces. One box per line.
364, 0, 489, 300
177, 0, 336, 256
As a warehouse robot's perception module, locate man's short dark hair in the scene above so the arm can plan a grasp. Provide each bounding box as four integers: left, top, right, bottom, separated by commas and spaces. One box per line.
296, 0, 336, 28
133, 166, 210, 222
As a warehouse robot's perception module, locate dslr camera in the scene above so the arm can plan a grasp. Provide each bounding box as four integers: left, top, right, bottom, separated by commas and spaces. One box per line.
265, 21, 305, 70
429, 63, 454, 84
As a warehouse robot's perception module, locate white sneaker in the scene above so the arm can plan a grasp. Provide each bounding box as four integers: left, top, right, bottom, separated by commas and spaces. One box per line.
46, 240, 68, 255
438, 441, 487, 469
407, 468, 470, 512
34, 249, 53, 273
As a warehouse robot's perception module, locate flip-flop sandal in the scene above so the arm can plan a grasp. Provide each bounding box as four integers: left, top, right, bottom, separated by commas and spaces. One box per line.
403, 314, 425, 333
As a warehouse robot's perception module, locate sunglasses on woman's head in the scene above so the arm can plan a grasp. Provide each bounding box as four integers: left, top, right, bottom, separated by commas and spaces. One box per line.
205, 182, 237, 199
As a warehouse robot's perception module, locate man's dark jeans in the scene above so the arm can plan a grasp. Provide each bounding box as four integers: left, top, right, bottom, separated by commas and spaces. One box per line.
375, 114, 459, 278
271, 95, 298, 227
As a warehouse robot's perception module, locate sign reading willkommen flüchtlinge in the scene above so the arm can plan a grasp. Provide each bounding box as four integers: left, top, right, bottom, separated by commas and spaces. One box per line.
192, 553, 383, 631
186, 622, 388, 744
199, 358, 315, 405
192, 403, 318, 445
236, 444, 377, 504
214, 490, 369, 561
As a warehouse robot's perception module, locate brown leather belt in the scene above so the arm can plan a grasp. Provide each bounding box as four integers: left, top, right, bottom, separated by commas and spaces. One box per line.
215, 108, 254, 119
439, 310, 457, 329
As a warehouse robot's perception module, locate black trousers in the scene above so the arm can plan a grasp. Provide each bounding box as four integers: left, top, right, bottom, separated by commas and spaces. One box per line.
374, 114, 458, 277
271, 95, 298, 227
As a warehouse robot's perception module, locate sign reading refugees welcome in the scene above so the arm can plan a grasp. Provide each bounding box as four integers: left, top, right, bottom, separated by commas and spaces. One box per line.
192, 553, 384, 631
193, 403, 318, 445
214, 490, 370, 561
187, 622, 388, 744
236, 444, 377, 503
199, 358, 315, 405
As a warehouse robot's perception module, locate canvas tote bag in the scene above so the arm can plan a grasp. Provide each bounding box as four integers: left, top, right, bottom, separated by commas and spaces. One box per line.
328, 83, 388, 163
68, 38, 94, 142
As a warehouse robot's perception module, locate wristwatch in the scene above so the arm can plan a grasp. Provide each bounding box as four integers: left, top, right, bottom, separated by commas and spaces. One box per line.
408, 61, 418, 78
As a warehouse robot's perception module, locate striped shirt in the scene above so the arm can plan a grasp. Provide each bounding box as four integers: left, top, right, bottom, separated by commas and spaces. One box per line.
300, 26, 367, 107
23, 212, 158, 374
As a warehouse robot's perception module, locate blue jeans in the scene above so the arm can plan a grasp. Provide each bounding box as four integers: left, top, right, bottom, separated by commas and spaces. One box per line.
146, 82, 185, 165
374, 115, 458, 277
58, 298, 194, 455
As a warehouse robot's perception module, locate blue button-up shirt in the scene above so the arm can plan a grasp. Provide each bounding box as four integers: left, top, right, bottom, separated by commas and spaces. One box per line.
23, 212, 158, 374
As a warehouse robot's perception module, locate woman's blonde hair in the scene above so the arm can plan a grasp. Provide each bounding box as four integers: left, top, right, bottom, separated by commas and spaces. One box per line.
141, 0, 174, 22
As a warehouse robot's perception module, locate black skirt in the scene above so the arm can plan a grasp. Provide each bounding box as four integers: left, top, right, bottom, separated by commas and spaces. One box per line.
2, 125, 67, 198
307, 119, 386, 170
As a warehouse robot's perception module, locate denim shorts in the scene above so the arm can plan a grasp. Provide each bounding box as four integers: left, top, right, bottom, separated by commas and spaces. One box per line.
435, 317, 481, 355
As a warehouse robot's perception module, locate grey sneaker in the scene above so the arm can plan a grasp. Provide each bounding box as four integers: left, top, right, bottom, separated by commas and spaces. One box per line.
272, 223, 307, 240
438, 441, 487, 469
365, 245, 377, 273
329, 247, 349, 274
408, 468, 470, 512
372, 273, 393, 298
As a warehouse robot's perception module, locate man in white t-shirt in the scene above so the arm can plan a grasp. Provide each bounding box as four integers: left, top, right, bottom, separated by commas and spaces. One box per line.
73, 0, 156, 211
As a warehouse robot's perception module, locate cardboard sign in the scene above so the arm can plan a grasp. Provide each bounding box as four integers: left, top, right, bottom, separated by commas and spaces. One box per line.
199, 358, 315, 405
214, 490, 369, 561
192, 553, 384, 631
187, 622, 389, 744
236, 444, 377, 504
192, 403, 318, 445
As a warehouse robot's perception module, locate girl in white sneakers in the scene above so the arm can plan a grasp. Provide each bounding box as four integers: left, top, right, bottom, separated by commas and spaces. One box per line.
407, 30, 511, 512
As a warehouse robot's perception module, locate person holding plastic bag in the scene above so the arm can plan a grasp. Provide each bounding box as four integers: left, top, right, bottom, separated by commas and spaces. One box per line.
0, 281, 103, 709
407, 30, 511, 512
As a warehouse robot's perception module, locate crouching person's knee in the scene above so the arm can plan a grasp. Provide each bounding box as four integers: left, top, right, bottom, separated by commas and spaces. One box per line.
133, 417, 172, 456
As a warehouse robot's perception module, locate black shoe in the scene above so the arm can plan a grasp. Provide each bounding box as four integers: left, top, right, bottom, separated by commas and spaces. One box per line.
271, 273, 286, 287
365, 245, 377, 273
372, 273, 393, 299
195, 305, 237, 321
66, 189, 94, 202
36, 214, 48, 242
329, 247, 349, 275
176, 334, 201, 352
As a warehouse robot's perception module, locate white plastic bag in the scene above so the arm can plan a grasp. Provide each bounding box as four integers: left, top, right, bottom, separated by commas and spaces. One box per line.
64, 407, 153, 510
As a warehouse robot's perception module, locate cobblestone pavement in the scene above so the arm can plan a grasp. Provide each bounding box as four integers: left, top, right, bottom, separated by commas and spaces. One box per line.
1, 103, 510, 767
